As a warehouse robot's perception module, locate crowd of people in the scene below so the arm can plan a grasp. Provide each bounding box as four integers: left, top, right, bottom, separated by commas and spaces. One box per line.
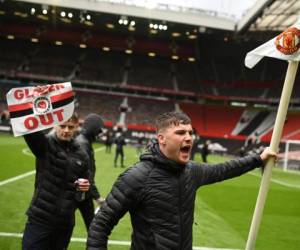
19, 110, 276, 250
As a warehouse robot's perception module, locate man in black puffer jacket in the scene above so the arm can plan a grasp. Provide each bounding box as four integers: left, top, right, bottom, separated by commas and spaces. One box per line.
87, 111, 276, 250
76, 113, 105, 230
22, 113, 90, 250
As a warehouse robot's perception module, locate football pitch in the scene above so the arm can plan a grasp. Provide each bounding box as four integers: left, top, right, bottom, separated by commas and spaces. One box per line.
0, 132, 299, 250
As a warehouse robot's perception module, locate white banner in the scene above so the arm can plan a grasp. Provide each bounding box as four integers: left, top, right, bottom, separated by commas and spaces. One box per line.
245, 20, 300, 68
6, 82, 75, 136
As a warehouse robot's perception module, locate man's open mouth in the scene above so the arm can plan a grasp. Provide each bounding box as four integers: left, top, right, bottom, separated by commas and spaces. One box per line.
180, 145, 191, 153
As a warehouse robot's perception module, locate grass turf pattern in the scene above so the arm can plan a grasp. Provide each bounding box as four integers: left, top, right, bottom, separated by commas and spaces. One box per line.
0, 133, 299, 250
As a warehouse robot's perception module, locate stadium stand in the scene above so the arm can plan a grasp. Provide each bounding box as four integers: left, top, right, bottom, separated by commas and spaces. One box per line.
25, 44, 79, 78
174, 60, 202, 93
180, 102, 245, 139
0, 39, 36, 74
75, 49, 126, 84
238, 111, 270, 136
1, 0, 300, 155
75, 91, 123, 125
126, 97, 175, 125
127, 54, 173, 89
262, 113, 300, 141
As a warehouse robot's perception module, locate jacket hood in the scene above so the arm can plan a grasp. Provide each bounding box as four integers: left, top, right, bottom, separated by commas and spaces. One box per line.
140, 139, 186, 172
81, 113, 104, 141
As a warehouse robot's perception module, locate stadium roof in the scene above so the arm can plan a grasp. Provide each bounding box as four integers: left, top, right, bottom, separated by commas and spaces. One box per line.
14, 0, 299, 33
245, 0, 300, 32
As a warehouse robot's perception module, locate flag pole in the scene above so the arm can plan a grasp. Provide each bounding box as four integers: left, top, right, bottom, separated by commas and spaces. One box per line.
245, 61, 299, 250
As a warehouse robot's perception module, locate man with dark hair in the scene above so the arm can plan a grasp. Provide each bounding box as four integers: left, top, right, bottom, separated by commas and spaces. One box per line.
201, 140, 211, 163
22, 113, 91, 250
113, 132, 126, 167
87, 111, 276, 250
105, 131, 113, 154
76, 113, 105, 230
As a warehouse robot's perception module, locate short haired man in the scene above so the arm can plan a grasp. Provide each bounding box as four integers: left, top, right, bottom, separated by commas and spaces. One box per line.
113, 132, 126, 168
87, 111, 276, 250
22, 113, 90, 250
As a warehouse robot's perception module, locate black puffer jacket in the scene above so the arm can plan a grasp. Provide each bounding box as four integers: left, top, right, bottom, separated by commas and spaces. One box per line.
76, 133, 100, 200
87, 140, 263, 250
24, 131, 89, 228
76, 113, 104, 200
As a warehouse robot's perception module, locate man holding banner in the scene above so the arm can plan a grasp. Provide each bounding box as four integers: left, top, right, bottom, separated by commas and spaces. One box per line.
6, 83, 91, 250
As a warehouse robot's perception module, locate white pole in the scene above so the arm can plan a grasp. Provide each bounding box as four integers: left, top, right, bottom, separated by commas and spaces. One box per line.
283, 140, 289, 171
245, 61, 299, 250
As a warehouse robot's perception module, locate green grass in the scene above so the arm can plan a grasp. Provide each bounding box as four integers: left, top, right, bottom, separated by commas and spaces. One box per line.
0, 132, 300, 249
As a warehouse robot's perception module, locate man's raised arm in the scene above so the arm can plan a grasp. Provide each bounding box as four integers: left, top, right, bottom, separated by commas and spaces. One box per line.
24, 131, 48, 158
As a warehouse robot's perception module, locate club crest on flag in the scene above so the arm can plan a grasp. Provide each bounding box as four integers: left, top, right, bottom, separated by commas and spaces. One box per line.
275, 27, 300, 55
245, 20, 300, 68
33, 96, 52, 115
6, 82, 75, 136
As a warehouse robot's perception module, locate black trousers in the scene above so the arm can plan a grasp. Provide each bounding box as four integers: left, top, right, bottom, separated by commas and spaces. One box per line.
22, 220, 73, 250
114, 149, 124, 167
77, 197, 95, 231
201, 153, 208, 163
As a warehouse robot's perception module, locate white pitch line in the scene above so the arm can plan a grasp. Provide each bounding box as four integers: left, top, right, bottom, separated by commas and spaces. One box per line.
249, 172, 300, 189
275, 168, 300, 176
94, 146, 105, 152
22, 148, 33, 156
0, 147, 36, 187
0, 170, 36, 187
72, 237, 131, 246
0, 232, 239, 250
0, 146, 104, 187
0, 232, 23, 238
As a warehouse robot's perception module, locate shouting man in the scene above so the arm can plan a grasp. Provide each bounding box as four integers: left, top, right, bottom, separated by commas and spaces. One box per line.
87, 111, 276, 250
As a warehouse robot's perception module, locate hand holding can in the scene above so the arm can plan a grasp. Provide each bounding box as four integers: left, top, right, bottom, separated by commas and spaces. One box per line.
75, 178, 90, 192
